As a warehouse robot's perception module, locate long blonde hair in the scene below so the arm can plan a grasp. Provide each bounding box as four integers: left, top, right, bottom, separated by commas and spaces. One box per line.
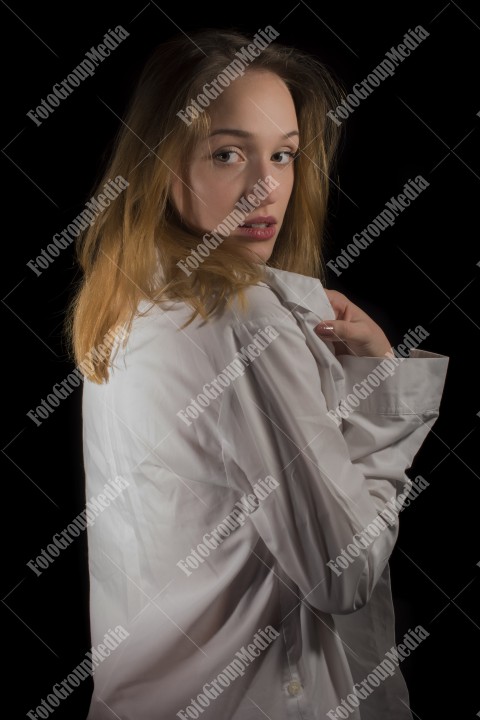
68, 28, 346, 382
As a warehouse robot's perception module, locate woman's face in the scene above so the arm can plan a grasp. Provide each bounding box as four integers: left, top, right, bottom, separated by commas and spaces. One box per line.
170, 70, 299, 263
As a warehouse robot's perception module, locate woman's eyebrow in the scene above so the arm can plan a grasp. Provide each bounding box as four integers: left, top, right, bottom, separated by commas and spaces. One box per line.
208, 129, 299, 139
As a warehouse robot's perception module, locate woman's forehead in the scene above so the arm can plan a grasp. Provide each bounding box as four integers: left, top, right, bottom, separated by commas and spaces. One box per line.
203, 72, 298, 131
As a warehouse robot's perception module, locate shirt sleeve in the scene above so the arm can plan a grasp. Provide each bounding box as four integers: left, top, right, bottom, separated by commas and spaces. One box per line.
218, 311, 449, 615
337, 349, 449, 511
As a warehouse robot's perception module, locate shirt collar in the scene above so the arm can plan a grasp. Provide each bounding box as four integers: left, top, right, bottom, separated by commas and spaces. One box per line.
259, 266, 335, 323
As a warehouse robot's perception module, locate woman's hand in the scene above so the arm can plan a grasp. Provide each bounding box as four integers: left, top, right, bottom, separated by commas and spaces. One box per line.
315, 289, 393, 358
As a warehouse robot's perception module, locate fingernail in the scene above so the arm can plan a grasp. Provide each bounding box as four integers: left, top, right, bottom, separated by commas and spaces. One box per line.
316, 323, 334, 334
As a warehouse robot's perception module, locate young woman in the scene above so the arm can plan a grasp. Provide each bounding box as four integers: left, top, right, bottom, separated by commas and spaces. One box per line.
71, 28, 449, 720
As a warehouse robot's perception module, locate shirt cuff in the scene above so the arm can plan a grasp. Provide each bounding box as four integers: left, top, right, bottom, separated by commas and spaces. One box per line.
336, 350, 449, 417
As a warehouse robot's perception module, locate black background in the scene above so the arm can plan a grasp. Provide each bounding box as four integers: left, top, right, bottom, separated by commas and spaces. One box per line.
2, 1, 479, 718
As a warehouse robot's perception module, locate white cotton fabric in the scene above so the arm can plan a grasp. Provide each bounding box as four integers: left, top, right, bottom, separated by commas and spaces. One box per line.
83, 266, 449, 720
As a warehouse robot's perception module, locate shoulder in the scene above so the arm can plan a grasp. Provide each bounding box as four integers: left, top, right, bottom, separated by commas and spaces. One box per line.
113, 271, 309, 375
131, 278, 295, 337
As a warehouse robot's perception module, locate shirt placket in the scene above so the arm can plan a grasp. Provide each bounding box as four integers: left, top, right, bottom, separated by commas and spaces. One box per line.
276, 564, 315, 720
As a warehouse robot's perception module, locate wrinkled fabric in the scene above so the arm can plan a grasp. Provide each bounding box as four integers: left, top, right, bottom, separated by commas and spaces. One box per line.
83, 266, 449, 720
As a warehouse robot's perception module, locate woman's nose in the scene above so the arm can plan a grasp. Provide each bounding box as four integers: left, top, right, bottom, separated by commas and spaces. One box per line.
242, 159, 282, 205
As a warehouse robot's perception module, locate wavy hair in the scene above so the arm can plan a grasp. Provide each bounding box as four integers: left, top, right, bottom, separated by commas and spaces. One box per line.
68, 28, 346, 382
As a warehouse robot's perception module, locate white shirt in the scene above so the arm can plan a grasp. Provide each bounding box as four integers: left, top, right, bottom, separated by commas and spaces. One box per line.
83, 266, 449, 720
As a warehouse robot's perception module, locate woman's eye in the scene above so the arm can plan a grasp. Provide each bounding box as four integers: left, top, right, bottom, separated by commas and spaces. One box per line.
212, 150, 242, 164
272, 150, 298, 164
212, 149, 298, 164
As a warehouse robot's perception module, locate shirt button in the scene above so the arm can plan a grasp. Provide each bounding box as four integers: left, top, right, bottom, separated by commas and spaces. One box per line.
287, 680, 302, 696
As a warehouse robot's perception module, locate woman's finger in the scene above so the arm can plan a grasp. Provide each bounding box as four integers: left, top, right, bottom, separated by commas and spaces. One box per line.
315, 319, 365, 343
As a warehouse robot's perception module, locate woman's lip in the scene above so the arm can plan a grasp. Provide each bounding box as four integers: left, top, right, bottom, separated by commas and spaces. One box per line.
234, 224, 277, 240
242, 216, 277, 225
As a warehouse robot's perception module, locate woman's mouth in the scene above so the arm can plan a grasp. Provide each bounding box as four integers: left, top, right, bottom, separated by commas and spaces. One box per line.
236, 216, 277, 240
